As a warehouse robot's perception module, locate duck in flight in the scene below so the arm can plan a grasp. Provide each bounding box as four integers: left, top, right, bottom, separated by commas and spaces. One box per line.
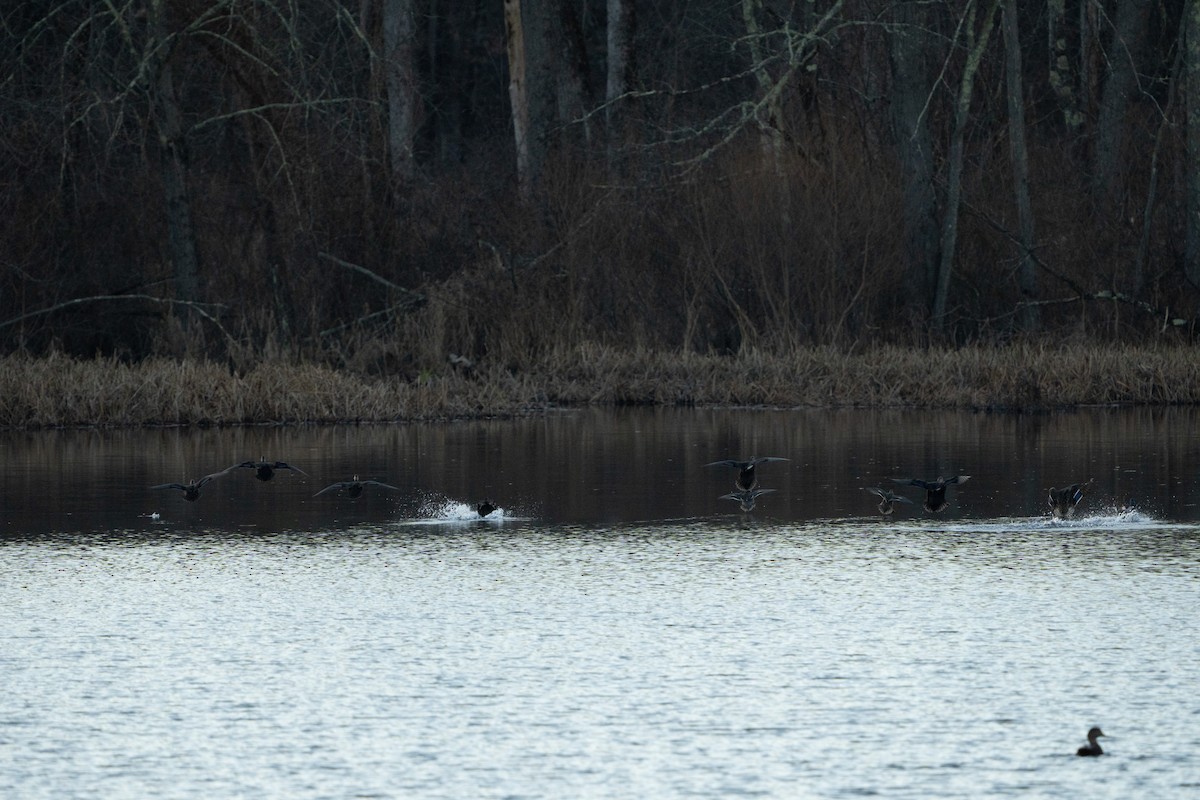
720, 488, 777, 512
313, 476, 400, 499
865, 487, 914, 515
150, 471, 225, 502
1048, 479, 1093, 518
1076, 726, 1105, 756
891, 475, 971, 512
476, 500, 498, 518
228, 458, 307, 482
706, 457, 789, 491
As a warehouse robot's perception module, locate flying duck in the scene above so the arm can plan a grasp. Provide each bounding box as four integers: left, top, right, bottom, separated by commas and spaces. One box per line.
1076, 726, 1105, 756
865, 487, 914, 515
719, 488, 777, 512
706, 457, 789, 491
1048, 479, 1092, 518
229, 458, 307, 482
891, 475, 971, 512
150, 471, 224, 502
313, 476, 401, 499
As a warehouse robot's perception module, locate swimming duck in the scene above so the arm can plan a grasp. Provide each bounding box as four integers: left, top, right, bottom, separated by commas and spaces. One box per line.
313, 476, 401, 498
1076, 726, 1105, 756
706, 457, 789, 491
719, 488, 777, 511
229, 458, 307, 482
891, 475, 970, 512
150, 472, 223, 502
1048, 479, 1093, 518
476, 500, 498, 518
865, 487, 914, 515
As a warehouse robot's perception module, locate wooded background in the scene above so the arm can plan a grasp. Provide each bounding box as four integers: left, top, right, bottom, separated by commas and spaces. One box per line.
2, 0, 1197, 372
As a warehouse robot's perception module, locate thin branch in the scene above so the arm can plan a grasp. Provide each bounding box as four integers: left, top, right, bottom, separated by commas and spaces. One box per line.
0, 294, 225, 330
316, 251, 425, 300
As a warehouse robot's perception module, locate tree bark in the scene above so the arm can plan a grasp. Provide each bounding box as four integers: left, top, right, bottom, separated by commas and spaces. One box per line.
1092, 0, 1151, 208
505, 0, 554, 197
555, 1, 592, 150
148, 0, 201, 329
932, 0, 1000, 334
504, 0, 532, 197
606, 0, 635, 156
888, 1, 940, 328
1187, 0, 1200, 286
383, 0, 419, 187
1003, 0, 1037, 331
1047, 0, 1083, 131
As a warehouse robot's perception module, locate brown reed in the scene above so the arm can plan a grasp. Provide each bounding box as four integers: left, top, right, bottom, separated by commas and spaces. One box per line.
1, 343, 1197, 429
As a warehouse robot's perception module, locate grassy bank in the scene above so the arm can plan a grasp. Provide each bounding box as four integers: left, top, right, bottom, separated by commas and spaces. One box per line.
2, 343, 1197, 429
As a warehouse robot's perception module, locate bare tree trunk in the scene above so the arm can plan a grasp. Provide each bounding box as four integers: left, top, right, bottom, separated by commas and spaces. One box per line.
505, 0, 554, 197
741, 0, 787, 175
504, 0, 532, 198
1047, 0, 1083, 130
148, 0, 201, 330
888, 1, 940, 329
1003, 0, 1037, 331
932, 0, 1000, 334
606, 0, 635, 161
383, 0, 419, 187
555, 1, 592, 150
1092, 0, 1151, 207
1187, 0, 1200, 286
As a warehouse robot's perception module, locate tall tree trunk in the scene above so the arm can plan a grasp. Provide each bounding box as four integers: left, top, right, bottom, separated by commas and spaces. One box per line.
741, 0, 787, 176
383, 0, 419, 187
555, 1, 592, 150
1187, 2, 1200, 286
148, 0, 201, 330
1092, 0, 1151, 208
505, 0, 554, 197
1003, 0, 1037, 331
932, 0, 1000, 334
888, 1, 940, 330
606, 0, 635, 162
1047, 0, 1083, 131
504, 0, 532, 198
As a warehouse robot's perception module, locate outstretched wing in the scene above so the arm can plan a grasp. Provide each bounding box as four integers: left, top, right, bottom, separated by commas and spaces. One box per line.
313, 482, 346, 497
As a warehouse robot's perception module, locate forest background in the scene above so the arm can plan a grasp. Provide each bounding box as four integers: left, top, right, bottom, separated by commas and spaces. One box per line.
3, 0, 1200, 425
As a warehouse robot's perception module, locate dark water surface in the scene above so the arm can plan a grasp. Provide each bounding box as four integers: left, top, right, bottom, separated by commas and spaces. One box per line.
2, 408, 1199, 798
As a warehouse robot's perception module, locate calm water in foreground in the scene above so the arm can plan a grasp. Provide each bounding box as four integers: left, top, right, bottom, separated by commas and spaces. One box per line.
2, 408, 1199, 798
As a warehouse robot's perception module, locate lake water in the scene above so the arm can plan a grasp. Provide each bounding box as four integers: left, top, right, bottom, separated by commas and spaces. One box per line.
2, 408, 1198, 798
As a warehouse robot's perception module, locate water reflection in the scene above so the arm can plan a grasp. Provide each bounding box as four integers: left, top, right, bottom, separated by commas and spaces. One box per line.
2, 407, 1200, 535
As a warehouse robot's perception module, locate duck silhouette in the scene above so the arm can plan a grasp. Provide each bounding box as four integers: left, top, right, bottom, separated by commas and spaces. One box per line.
150, 471, 225, 502
313, 476, 400, 499
476, 500, 498, 518
865, 487, 914, 515
1048, 479, 1092, 518
719, 488, 776, 511
706, 457, 789, 491
1076, 726, 1105, 756
229, 458, 307, 482
891, 475, 970, 512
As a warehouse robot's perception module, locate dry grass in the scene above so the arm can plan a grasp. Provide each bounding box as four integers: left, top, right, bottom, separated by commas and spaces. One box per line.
2, 343, 1198, 429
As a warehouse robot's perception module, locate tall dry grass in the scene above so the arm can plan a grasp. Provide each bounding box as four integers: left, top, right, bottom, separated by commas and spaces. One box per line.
3, 343, 1199, 429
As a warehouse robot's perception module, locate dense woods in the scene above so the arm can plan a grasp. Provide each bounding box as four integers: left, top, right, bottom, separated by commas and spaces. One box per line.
3, 0, 1198, 378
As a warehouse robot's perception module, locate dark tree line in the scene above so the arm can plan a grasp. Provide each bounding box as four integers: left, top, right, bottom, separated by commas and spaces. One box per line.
1, 0, 1197, 370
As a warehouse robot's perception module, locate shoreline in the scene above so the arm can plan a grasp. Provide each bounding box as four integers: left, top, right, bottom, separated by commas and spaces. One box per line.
3, 343, 1197, 429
